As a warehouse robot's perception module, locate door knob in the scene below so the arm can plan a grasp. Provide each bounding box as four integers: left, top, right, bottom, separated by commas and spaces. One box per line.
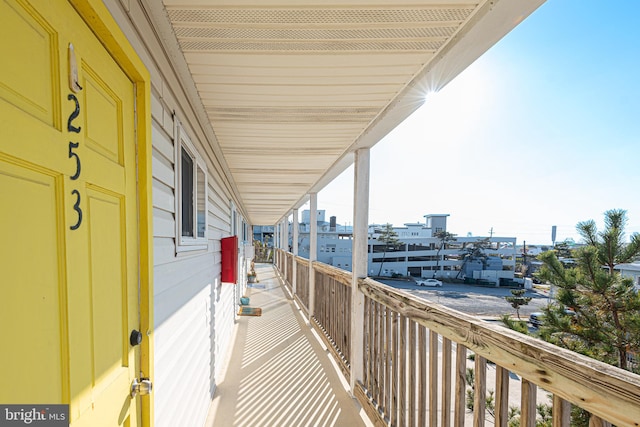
131, 378, 152, 398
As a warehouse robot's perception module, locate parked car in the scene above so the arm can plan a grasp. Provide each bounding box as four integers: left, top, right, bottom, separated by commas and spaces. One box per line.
529, 309, 575, 328
415, 278, 443, 287
529, 312, 545, 327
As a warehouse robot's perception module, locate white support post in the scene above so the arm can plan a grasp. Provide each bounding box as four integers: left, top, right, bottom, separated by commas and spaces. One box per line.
274, 223, 279, 249
292, 208, 299, 295
283, 216, 288, 280
282, 218, 287, 251
351, 148, 370, 393
274, 222, 279, 265
280, 219, 285, 267
309, 193, 318, 318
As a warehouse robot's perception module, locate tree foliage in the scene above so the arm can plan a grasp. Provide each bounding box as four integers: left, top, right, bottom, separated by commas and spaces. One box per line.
553, 241, 574, 259
376, 223, 403, 276
456, 237, 492, 278
433, 230, 457, 278
536, 209, 640, 370
505, 289, 532, 320
576, 209, 640, 273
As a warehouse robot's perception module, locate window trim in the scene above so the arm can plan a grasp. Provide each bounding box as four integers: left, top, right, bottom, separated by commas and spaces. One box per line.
174, 119, 208, 253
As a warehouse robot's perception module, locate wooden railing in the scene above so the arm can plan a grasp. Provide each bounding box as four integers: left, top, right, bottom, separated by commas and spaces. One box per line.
313, 262, 351, 378
294, 256, 309, 311
285, 252, 293, 284
274, 249, 640, 426
254, 245, 273, 263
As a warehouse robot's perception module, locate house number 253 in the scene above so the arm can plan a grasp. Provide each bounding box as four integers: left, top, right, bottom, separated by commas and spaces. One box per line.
67, 93, 82, 230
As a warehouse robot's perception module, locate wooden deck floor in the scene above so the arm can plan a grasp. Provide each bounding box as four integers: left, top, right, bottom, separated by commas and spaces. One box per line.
205, 264, 370, 427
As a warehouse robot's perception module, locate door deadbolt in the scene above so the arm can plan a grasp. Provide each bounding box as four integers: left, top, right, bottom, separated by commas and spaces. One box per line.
130, 330, 143, 346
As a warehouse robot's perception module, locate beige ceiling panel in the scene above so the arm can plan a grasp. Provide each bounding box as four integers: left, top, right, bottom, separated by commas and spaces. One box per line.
156, 0, 545, 225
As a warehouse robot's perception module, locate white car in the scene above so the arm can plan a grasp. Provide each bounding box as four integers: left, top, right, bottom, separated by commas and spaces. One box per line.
415, 278, 443, 287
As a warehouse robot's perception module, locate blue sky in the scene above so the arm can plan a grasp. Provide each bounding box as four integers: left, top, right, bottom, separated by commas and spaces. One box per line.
308, 0, 640, 245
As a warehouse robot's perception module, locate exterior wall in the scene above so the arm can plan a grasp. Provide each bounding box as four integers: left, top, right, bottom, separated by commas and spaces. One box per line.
617, 263, 640, 289
104, 1, 247, 426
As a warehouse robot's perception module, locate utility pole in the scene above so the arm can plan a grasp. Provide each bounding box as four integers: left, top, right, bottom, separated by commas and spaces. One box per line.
489, 227, 494, 237
523, 240, 528, 277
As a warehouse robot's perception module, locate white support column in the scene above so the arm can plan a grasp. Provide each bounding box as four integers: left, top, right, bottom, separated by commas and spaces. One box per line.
351, 148, 370, 393
280, 219, 285, 266
274, 223, 279, 249
274, 223, 279, 266
292, 208, 299, 295
273, 222, 280, 267
283, 215, 289, 280
309, 193, 318, 318
282, 218, 288, 278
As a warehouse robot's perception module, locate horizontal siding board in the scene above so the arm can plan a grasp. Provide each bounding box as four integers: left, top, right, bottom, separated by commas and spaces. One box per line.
152, 178, 174, 213
208, 194, 226, 219
161, 82, 179, 118
208, 228, 225, 242
151, 88, 164, 124
154, 251, 213, 300
152, 120, 174, 164
152, 147, 174, 188
122, 1, 164, 92
209, 216, 228, 236
154, 287, 212, 427
214, 282, 236, 377
153, 207, 174, 238
154, 237, 175, 266
208, 168, 229, 201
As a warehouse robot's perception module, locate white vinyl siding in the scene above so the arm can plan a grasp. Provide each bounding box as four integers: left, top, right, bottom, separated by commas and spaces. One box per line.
150, 92, 237, 427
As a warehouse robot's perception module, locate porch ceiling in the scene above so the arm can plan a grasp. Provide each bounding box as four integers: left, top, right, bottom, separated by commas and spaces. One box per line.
158, 0, 544, 226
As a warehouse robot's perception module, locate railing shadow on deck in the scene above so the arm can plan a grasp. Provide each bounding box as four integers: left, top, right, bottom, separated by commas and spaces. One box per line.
274, 249, 640, 427
210, 262, 365, 427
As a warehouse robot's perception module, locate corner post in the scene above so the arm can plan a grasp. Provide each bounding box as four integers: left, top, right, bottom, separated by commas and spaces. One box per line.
351, 148, 370, 393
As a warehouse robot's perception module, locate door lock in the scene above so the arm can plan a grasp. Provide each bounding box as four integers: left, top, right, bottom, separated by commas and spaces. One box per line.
131, 378, 152, 398
130, 329, 143, 346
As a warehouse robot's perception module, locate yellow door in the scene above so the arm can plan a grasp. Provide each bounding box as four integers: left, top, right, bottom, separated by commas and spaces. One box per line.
0, 1, 142, 426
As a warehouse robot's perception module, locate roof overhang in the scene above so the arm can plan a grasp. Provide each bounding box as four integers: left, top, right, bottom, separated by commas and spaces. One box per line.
152, 0, 545, 225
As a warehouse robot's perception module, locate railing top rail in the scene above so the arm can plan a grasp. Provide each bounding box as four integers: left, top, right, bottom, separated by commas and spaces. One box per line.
293, 254, 310, 264
312, 261, 352, 285
359, 277, 640, 427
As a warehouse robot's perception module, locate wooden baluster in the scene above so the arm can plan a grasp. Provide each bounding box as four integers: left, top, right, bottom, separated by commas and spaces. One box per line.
521, 378, 537, 427
385, 307, 392, 422
429, 331, 438, 427
441, 337, 452, 427
474, 355, 486, 427
552, 395, 570, 427
409, 320, 416, 427
495, 366, 509, 427
419, 326, 427, 427
589, 415, 612, 427
453, 344, 467, 427
399, 315, 407, 426
391, 311, 398, 426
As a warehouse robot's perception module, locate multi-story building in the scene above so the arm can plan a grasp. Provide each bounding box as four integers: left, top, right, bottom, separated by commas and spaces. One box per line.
296, 212, 517, 280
